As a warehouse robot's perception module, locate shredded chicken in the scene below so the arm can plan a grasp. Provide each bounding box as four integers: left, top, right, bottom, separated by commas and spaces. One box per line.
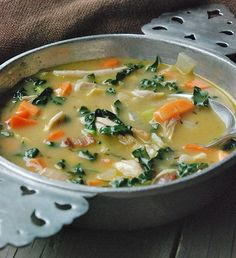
160, 118, 178, 140
39, 168, 69, 180
95, 117, 116, 130
152, 169, 178, 183
114, 160, 142, 177
44, 111, 65, 131
97, 169, 117, 181
132, 128, 150, 142
74, 81, 96, 92
118, 134, 137, 145
131, 89, 165, 99
178, 152, 207, 163
53, 66, 127, 77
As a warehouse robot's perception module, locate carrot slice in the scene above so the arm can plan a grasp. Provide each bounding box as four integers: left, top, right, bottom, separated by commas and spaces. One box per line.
8, 115, 37, 128
154, 99, 194, 123
87, 179, 105, 186
47, 130, 65, 141
101, 58, 120, 68
55, 82, 72, 97
184, 79, 209, 90
15, 110, 31, 119
17, 100, 40, 116
183, 143, 214, 153
26, 158, 46, 170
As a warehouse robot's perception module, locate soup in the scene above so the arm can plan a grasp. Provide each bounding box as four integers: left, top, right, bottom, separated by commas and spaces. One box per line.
0, 54, 235, 187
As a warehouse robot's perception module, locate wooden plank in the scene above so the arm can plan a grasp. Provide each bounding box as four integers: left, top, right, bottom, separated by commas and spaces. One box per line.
0, 245, 17, 258
0, 221, 181, 258
39, 222, 181, 258
175, 175, 236, 258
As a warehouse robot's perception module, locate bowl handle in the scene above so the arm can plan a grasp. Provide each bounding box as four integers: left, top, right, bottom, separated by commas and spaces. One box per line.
0, 161, 93, 248
142, 4, 236, 57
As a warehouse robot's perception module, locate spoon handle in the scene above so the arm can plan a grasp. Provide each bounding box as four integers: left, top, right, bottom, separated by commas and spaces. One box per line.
206, 130, 236, 148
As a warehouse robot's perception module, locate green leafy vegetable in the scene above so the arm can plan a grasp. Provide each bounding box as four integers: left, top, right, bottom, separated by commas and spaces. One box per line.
111, 177, 140, 187
104, 63, 144, 85
106, 87, 116, 95
79, 150, 97, 161
87, 73, 96, 83
177, 162, 208, 177
114, 100, 122, 115
155, 147, 173, 160
24, 76, 47, 86
146, 55, 160, 73
24, 148, 40, 158
32, 87, 53, 105
56, 159, 66, 169
82, 108, 132, 136
192, 86, 209, 107
150, 121, 159, 132
132, 147, 155, 181
13, 88, 27, 102
222, 138, 236, 151
100, 124, 131, 136
52, 96, 65, 105
70, 177, 85, 185
73, 164, 85, 176
140, 75, 179, 92
79, 106, 91, 116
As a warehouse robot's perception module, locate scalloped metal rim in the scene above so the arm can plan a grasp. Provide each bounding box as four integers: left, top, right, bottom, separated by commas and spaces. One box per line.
1, 33, 236, 195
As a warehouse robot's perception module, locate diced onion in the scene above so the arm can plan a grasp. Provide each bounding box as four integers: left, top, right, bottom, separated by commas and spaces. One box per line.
175, 52, 197, 74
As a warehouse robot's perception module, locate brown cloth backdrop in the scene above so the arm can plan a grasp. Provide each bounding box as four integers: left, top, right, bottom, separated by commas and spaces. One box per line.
0, 0, 235, 64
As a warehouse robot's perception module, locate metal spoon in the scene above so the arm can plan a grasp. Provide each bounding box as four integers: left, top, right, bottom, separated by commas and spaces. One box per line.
170, 93, 236, 147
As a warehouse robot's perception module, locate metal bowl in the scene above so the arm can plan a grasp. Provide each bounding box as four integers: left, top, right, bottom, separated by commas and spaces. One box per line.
0, 4, 236, 248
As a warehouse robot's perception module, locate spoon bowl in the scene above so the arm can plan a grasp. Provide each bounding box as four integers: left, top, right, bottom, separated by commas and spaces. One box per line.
170, 93, 236, 147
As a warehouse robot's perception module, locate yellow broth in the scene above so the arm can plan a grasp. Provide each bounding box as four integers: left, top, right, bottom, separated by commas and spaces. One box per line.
0, 56, 235, 187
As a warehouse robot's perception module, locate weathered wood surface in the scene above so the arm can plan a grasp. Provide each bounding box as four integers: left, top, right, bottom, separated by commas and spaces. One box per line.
1, 174, 236, 258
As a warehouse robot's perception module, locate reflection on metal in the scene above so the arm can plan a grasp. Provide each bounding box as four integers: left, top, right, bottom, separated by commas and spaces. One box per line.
142, 4, 236, 56
0, 162, 91, 248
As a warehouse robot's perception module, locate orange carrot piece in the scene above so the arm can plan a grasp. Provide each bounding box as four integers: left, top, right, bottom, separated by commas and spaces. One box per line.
8, 115, 37, 129
55, 82, 72, 97
183, 143, 214, 153
26, 158, 46, 170
47, 130, 65, 141
101, 58, 121, 68
15, 110, 31, 119
184, 79, 209, 90
17, 100, 40, 116
154, 99, 194, 123
87, 179, 105, 187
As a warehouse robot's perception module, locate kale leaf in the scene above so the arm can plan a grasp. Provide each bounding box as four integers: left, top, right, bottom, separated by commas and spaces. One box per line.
24, 148, 40, 158
56, 159, 66, 169
52, 96, 65, 105
146, 55, 160, 73
32, 87, 53, 105
81, 108, 132, 135
114, 100, 122, 115
177, 162, 208, 177
13, 88, 27, 102
132, 147, 155, 181
104, 63, 144, 85
87, 73, 96, 83
140, 75, 179, 92
79, 150, 97, 161
24, 76, 47, 86
106, 87, 116, 95
192, 86, 209, 107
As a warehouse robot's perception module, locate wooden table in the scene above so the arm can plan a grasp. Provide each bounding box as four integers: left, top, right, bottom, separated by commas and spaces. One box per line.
1, 173, 236, 258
